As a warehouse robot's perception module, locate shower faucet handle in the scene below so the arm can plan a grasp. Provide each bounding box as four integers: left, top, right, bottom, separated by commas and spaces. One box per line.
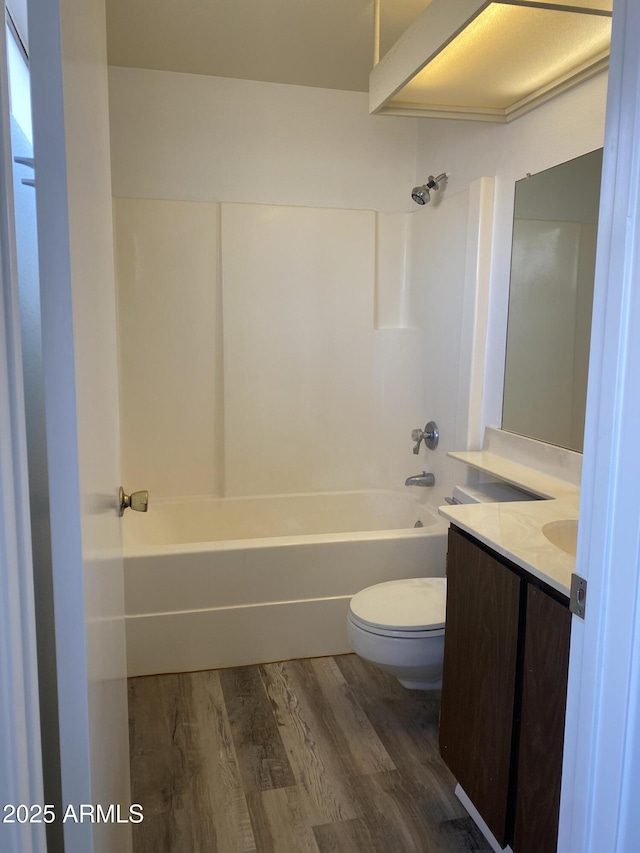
411, 421, 439, 454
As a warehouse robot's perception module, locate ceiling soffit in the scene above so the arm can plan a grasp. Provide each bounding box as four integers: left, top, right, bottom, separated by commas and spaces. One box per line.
370, 0, 612, 123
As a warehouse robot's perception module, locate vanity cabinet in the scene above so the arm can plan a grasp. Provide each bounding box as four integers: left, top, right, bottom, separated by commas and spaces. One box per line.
513, 583, 571, 853
439, 527, 571, 853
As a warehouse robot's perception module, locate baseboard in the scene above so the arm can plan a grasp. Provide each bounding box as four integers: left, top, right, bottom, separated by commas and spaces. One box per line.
455, 784, 513, 853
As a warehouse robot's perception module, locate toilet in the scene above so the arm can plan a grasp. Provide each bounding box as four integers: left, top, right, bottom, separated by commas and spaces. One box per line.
347, 576, 447, 690
347, 483, 536, 689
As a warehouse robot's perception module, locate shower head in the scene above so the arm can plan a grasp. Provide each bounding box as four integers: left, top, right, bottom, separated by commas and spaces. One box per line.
411, 173, 448, 205
411, 185, 430, 205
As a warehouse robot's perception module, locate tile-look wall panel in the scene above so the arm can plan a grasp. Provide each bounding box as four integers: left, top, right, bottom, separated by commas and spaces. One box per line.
115, 199, 429, 499
408, 189, 472, 506
114, 198, 222, 498
221, 203, 378, 496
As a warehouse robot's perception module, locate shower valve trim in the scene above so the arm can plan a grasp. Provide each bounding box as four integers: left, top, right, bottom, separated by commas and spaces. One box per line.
412, 421, 439, 453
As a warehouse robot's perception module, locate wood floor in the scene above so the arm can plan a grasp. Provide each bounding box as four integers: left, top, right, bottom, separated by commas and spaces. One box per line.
128, 654, 492, 853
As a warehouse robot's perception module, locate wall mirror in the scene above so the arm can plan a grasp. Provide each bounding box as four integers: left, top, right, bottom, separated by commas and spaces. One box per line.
502, 148, 603, 452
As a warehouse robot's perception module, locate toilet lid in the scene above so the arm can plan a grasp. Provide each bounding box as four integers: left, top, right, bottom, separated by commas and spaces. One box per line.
349, 577, 447, 632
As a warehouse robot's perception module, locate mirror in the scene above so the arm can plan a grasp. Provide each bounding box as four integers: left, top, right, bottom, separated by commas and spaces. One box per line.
502, 148, 603, 452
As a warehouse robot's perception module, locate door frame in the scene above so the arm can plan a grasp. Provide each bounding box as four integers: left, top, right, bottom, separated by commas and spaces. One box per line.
26, 0, 131, 848
558, 0, 640, 849
0, 4, 45, 851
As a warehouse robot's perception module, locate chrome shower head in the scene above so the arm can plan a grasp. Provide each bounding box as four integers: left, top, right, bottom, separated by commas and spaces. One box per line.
411, 172, 448, 205
411, 185, 430, 205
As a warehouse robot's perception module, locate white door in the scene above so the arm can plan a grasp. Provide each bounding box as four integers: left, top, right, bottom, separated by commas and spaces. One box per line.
26, 0, 131, 851
558, 0, 640, 849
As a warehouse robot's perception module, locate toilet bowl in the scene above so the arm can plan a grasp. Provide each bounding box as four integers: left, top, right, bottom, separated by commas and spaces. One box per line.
347, 577, 447, 690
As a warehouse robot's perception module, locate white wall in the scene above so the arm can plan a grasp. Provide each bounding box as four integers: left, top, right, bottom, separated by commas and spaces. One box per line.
108, 66, 419, 212
413, 73, 608, 435
111, 67, 431, 500
111, 66, 606, 505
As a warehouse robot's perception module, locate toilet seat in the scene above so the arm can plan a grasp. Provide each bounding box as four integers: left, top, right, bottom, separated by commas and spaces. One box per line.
349, 577, 447, 638
348, 613, 445, 640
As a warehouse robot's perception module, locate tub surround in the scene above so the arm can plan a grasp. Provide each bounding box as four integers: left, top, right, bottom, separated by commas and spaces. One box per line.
439, 428, 580, 597
114, 198, 433, 502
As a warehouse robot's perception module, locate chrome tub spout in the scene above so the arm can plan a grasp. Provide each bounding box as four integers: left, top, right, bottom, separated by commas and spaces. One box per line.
405, 471, 435, 487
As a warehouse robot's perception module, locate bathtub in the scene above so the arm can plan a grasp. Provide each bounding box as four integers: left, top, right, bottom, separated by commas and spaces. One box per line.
123, 489, 447, 676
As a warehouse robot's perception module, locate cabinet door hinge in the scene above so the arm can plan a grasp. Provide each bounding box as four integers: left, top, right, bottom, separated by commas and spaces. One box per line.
570, 573, 587, 619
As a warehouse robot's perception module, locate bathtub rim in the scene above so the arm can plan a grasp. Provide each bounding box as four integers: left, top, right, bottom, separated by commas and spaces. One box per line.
124, 518, 448, 557
123, 489, 447, 557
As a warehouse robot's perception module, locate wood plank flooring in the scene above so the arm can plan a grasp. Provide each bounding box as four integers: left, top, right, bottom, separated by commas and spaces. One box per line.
129, 654, 492, 853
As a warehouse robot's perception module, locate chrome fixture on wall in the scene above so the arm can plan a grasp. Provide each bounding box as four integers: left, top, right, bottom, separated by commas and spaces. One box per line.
411, 173, 447, 205
412, 421, 439, 453
405, 471, 435, 487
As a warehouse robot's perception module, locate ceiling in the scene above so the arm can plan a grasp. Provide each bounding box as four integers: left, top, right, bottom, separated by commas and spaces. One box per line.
105, 0, 431, 93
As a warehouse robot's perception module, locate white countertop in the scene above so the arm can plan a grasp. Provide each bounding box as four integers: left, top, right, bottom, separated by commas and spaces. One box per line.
439, 450, 579, 597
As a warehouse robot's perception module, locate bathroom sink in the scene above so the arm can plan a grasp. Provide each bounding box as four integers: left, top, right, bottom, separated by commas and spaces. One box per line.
542, 519, 578, 557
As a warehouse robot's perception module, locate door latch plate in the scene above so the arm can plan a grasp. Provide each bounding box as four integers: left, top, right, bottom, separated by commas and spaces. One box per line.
570, 573, 587, 619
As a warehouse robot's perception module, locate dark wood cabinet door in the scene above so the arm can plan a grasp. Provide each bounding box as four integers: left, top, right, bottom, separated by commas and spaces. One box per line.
513, 584, 571, 853
440, 528, 522, 847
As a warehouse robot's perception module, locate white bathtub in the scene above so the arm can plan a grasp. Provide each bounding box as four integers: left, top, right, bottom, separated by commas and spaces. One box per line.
123, 489, 447, 676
